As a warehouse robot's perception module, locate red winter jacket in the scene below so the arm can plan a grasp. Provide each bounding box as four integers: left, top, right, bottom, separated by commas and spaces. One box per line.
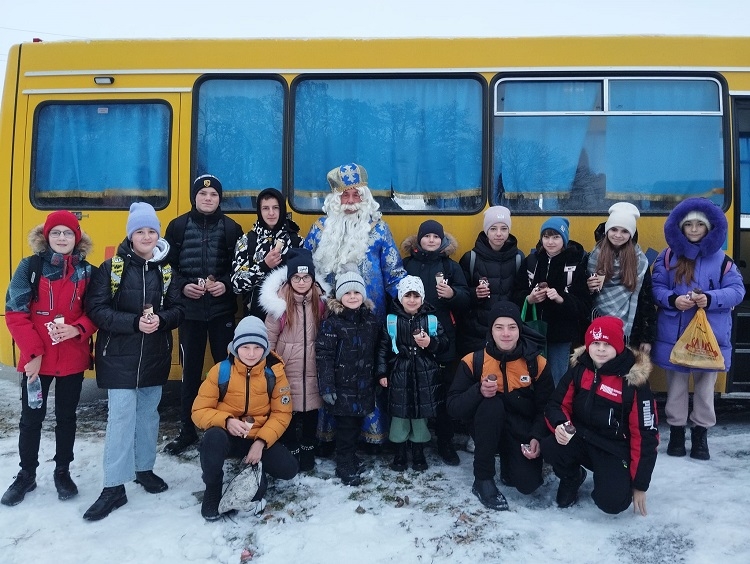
5, 226, 97, 376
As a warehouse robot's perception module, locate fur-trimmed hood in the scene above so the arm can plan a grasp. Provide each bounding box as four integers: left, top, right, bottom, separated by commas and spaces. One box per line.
28, 223, 93, 258
664, 197, 728, 260
400, 231, 459, 258
569, 345, 652, 388
258, 265, 332, 320
325, 297, 376, 316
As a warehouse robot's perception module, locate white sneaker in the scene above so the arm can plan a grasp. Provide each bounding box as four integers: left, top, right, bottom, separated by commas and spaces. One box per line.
465, 437, 475, 453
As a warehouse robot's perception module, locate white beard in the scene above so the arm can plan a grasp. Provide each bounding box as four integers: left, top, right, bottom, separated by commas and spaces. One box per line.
313, 188, 382, 277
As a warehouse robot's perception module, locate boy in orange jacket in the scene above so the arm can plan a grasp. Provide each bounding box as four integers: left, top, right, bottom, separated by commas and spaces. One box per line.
192, 316, 298, 520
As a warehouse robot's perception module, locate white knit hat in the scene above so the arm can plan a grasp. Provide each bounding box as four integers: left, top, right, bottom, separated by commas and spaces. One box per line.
604, 202, 640, 238
483, 206, 512, 234
335, 270, 367, 300
398, 275, 425, 303
679, 210, 712, 231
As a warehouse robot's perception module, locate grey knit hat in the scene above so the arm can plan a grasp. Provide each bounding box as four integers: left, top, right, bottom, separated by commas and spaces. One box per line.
335, 270, 367, 300
230, 316, 270, 360
126, 202, 161, 240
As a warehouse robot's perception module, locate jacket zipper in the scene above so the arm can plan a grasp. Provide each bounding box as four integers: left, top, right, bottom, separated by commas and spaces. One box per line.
302, 297, 308, 412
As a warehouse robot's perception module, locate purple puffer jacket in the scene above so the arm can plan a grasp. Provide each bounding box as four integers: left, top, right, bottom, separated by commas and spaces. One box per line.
651, 198, 745, 372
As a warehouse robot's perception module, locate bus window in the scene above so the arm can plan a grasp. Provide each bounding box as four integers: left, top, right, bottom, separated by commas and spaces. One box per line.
194, 78, 285, 211
492, 77, 725, 213
32, 102, 170, 209
291, 75, 484, 214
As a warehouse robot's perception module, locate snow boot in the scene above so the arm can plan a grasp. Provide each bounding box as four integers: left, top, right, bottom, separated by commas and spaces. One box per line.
135, 470, 168, 493
690, 426, 710, 460
437, 440, 460, 466
54, 465, 78, 500
164, 428, 198, 455
1, 469, 36, 507
83, 485, 127, 521
335, 464, 362, 486
667, 425, 687, 457
412, 443, 428, 472
556, 466, 587, 509
390, 442, 408, 472
471, 479, 509, 511
299, 443, 316, 472
201, 483, 223, 521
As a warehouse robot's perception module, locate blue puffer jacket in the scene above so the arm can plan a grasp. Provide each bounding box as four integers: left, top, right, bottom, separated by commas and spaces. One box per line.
651, 197, 745, 372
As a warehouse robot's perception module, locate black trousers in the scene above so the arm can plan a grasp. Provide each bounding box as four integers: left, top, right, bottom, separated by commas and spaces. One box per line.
541, 434, 633, 514
19, 372, 84, 472
178, 315, 235, 430
279, 409, 318, 451
434, 360, 459, 444
334, 415, 364, 469
473, 394, 543, 494
199, 426, 298, 486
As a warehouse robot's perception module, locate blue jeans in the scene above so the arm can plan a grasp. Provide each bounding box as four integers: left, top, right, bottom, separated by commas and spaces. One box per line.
103, 386, 162, 487
546, 342, 572, 387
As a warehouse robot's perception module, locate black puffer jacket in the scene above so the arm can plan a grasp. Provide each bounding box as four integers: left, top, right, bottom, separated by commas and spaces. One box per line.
165, 209, 242, 321
511, 240, 591, 345
86, 238, 185, 389
544, 346, 658, 492
401, 232, 470, 363
375, 301, 449, 419
316, 299, 383, 417
448, 326, 553, 443
458, 232, 524, 355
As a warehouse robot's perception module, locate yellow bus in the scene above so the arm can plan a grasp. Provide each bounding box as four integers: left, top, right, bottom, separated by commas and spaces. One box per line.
1, 36, 748, 395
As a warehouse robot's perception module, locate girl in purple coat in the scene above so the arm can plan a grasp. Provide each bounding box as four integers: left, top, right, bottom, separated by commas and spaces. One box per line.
652, 198, 745, 460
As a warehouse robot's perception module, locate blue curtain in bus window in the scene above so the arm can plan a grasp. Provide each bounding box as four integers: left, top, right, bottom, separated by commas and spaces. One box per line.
495, 81, 600, 211
741, 136, 750, 216
196, 79, 284, 211
605, 80, 723, 204
293, 77, 483, 212
34, 104, 169, 206
605, 116, 724, 204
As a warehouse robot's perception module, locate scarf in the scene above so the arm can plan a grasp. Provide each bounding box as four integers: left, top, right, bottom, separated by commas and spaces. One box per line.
587, 244, 648, 339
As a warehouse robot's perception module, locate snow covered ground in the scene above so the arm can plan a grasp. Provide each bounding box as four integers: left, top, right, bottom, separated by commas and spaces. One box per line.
1, 366, 749, 564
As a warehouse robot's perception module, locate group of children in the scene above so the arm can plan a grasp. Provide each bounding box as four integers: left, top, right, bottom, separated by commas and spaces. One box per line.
4, 194, 744, 522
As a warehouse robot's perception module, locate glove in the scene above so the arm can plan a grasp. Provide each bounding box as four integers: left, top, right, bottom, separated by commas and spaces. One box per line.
322, 393, 337, 406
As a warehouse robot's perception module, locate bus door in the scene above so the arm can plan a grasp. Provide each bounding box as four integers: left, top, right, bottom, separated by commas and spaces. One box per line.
16, 93, 183, 370
729, 97, 750, 395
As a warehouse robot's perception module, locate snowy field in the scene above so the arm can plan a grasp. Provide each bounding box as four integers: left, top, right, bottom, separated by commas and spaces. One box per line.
1, 365, 749, 564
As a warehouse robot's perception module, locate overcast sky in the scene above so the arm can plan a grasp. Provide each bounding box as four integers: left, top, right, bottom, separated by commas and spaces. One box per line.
2, 1, 749, 92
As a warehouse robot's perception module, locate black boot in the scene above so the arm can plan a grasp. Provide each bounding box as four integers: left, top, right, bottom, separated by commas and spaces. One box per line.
299, 443, 316, 472
412, 443, 428, 472
437, 441, 460, 466
690, 426, 710, 460
472, 479, 509, 511
335, 463, 362, 486
667, 425, 687, 457
556, 467, 587, 509
54, 465, 78, 500
1, 469, 36, 507
134, 470, 168, 493
201, 483, 223, 521
164, 428, 198, 455
390, 442, 408, 472
83, 485, 127, 521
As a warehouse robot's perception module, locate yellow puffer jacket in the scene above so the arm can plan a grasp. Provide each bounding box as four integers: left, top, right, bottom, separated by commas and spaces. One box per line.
191, 352, 292, 447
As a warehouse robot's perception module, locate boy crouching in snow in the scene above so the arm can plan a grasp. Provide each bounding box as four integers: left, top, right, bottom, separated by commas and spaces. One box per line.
192, 316, 298, 521
542, 316, 658, 516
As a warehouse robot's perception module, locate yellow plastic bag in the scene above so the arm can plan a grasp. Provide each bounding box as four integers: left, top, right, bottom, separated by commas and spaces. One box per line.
669, 309, 725, 370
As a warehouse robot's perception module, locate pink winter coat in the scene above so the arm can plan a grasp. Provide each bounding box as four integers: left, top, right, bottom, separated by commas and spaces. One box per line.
260, 267, 329, 412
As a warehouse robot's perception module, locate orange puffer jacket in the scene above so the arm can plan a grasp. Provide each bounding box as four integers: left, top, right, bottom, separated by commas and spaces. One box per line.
191, 352, 292, 448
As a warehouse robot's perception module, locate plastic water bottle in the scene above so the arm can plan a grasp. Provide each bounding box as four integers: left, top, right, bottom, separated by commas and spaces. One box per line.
27, 376, 43, 409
